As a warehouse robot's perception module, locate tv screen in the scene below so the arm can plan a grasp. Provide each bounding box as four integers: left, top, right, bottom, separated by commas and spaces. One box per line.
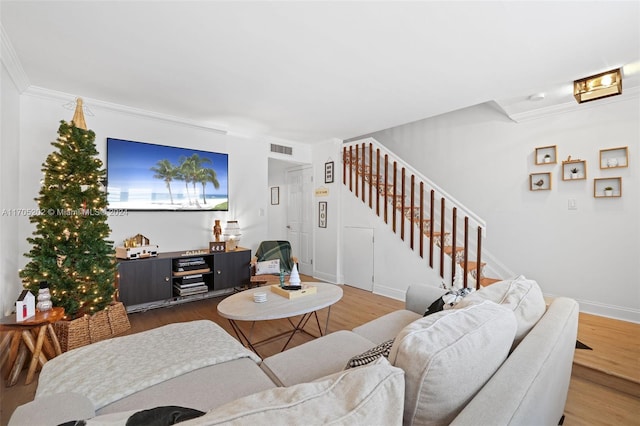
106, 138, 229, 211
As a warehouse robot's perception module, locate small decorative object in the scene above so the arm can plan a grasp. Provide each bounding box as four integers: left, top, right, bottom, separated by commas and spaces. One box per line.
36, 281, 53, 312
279, 269, 285, 287
253, 292, 268, 303
530, 172, 551, 191
209, 241, 226, 252
607, 158, 618, 168
116, 234, 159, 259
271, 187, 279, 205
604, 186, 613, 196
288, 263, 301, 287
319, 201, 327, 228
570, 168, 579, 179
213, 219, 222, 241
224, 220, 241, 251
16, 290, 36, 321
325, 161, 335, 183
544, 154, 551, 163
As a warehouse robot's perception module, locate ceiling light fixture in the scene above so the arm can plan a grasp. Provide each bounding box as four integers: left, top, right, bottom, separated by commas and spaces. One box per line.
573, 68, 622, 103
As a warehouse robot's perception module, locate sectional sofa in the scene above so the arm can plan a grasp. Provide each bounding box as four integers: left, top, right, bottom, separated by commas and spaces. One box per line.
10, 276, 579, 425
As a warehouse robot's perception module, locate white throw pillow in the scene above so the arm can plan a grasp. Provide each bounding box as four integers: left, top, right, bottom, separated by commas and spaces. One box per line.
389, 300, 517, 426
255, 259, 280, 275
455, 275, 546, 345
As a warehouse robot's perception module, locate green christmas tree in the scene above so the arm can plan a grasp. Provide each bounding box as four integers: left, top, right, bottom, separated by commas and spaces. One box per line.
19, 100, 116, 319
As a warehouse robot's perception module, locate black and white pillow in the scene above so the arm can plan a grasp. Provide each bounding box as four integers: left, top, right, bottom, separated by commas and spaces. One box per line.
345, 339, 395, 369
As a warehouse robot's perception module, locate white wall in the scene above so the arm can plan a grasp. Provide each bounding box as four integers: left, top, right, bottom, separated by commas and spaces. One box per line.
11, 91, 310, 314
311, 139, 342, 283
359, 97, 639, 322
1, 62, 21, 315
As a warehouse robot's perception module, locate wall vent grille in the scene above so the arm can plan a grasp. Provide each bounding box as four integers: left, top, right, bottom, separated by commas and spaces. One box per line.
270, 144, 293, 155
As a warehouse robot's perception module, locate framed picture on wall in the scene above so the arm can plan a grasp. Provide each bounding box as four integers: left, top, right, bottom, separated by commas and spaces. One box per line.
319, 201, 327, 228
324, 161, 334, 184
271, 187, 279, 205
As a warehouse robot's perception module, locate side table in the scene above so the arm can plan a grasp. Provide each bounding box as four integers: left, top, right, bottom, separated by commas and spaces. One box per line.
0, 307, 65, 386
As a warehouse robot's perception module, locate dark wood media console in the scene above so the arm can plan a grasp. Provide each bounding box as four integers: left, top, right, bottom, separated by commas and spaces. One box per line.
116, 248, 251, 312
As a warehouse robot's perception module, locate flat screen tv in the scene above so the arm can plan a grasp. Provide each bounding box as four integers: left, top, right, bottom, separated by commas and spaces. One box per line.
106, 138, 229, 211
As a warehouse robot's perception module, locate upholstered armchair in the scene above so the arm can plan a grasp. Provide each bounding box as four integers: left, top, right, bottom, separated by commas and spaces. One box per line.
250, 240, 299, 286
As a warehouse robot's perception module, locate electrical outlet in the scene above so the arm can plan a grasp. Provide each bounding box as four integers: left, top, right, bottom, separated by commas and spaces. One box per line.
568, 199, 577, 210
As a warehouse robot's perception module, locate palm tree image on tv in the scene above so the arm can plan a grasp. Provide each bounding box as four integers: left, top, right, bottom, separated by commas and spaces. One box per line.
106, 138, 228, 211
150, 159, 178, 205
151, 154, 224, 209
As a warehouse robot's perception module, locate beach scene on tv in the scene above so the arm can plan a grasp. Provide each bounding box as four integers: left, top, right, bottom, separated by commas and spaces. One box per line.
106, 138, 229, 211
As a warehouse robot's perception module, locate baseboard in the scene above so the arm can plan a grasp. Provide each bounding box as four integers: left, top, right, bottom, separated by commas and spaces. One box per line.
545, 293, 640, 324
372, 284, 405, 302
313, 271, 337, 284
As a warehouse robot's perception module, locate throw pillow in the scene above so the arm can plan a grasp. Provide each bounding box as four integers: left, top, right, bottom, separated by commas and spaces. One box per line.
255, 259, 280, 275
389, 301, 517, 426
345, 339, 395, 369
454, 275, 546, 346
423, 287, 474, 316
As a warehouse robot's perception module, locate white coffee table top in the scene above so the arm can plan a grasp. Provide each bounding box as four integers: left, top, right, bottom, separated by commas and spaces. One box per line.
217, 282, 343, 321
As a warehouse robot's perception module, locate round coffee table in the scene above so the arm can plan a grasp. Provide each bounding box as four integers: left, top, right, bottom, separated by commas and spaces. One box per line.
217, 282, 343, 356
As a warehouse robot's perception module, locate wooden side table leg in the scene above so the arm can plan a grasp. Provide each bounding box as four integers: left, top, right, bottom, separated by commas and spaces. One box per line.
3, 331, 20, 381
0, 331, 13, 370
25, 326, 47, 385
47, 324, 62, 356
7, 341, 27, 387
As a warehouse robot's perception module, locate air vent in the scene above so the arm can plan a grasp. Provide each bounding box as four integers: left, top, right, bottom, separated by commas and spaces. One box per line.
270, 143, 293, 155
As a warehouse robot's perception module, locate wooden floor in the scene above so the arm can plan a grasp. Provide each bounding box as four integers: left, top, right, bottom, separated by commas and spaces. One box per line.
1, 282, 638, 425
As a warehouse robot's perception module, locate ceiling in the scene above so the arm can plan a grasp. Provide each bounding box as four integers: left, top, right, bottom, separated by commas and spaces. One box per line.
2, 1, 639, 144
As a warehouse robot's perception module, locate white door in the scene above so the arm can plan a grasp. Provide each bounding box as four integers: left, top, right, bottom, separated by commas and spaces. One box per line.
286, 166, 313, 275
343, 227, 374, 291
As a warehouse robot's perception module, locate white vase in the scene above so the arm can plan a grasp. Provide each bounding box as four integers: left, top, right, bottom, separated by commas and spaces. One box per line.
571, 173, 578, 179
604, 189, 613, 197
607, 158, 618, 167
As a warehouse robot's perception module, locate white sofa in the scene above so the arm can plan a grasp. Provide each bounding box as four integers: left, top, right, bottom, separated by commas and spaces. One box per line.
10, 277, 579, 426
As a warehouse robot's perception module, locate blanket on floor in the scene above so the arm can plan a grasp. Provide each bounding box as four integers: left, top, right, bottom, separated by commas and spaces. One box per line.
36, 320, 260, 410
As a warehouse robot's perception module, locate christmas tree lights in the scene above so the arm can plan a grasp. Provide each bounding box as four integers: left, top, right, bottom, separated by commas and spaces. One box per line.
19, 100, 116, 319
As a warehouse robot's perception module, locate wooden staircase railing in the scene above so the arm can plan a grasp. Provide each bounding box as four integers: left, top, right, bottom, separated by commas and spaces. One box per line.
343, 139, 495, 289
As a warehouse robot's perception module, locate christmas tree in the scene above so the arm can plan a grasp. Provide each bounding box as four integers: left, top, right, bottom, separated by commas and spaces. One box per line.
20, 99, 116, 319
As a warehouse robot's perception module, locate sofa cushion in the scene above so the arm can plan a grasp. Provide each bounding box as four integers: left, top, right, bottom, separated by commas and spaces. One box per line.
260, 330, 376, 386
389, 300, 517, 426
9, 392, 95, 426
455, 275, 546, 345
181, 357, 405, 426
97, 358, 277, 415
352, 309, 421, 344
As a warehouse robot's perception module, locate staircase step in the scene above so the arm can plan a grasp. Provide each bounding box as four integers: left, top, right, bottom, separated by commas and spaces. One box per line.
572, 312, 640, 398
478, 277, 501, 287
444, 246, 465, 264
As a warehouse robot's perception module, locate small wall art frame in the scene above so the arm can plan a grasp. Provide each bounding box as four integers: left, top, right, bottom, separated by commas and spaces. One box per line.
562, 159, 587, 181
530, 172, 552, 191
599, 147, 628, 169
270, 187, 279, 205
324, 161, 334, 184
318, 201, 327, 228
534, 145, 557, 165
594, 177, 622, 198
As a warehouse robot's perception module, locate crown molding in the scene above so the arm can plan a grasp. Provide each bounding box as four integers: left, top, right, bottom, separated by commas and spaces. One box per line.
0, 24, 30, 92
505, 86, 640, 123
22, 86, 229, 134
